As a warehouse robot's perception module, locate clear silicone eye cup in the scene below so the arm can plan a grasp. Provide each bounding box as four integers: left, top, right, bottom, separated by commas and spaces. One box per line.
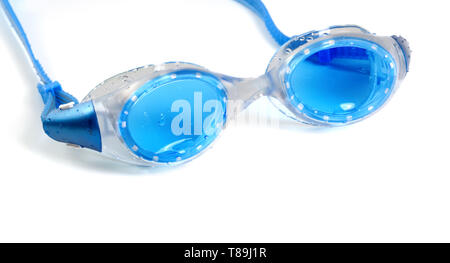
1, 0, 411, 166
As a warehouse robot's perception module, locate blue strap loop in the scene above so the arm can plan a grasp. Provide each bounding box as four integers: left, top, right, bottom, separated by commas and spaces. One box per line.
37, 81, 79, 106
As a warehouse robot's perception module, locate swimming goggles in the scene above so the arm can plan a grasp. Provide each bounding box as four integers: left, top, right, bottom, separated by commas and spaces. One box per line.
1, 0, 411, 166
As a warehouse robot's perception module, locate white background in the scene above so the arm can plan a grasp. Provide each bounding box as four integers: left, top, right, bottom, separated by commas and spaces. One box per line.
0, 0, 449, 242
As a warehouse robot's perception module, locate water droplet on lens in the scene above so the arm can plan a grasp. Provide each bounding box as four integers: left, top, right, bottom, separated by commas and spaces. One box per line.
158, 113, 166, 127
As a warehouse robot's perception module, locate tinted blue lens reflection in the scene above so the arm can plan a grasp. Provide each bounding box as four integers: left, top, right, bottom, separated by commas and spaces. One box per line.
119, 71, 227, 163
287, 43, 395, 123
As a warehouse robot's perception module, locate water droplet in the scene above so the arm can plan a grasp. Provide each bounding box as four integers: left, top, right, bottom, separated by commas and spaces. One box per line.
158, 114, 166, 127
120, 75, 129, 82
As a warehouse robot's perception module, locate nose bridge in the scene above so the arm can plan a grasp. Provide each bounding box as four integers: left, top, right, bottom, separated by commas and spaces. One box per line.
224, 74, 271, 115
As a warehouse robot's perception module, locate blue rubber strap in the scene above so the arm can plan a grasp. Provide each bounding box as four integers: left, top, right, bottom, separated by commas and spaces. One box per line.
235, 0, 290, 45
0, 0, 51, 84
0, 0, 78, 106
0, 0, 289, 105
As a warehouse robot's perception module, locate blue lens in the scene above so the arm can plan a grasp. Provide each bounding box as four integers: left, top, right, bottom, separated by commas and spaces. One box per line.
286, 38, 397, 123
119, 71, 227, 163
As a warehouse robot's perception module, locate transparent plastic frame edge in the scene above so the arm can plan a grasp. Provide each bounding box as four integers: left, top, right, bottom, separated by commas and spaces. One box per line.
83, 25, 409, 166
